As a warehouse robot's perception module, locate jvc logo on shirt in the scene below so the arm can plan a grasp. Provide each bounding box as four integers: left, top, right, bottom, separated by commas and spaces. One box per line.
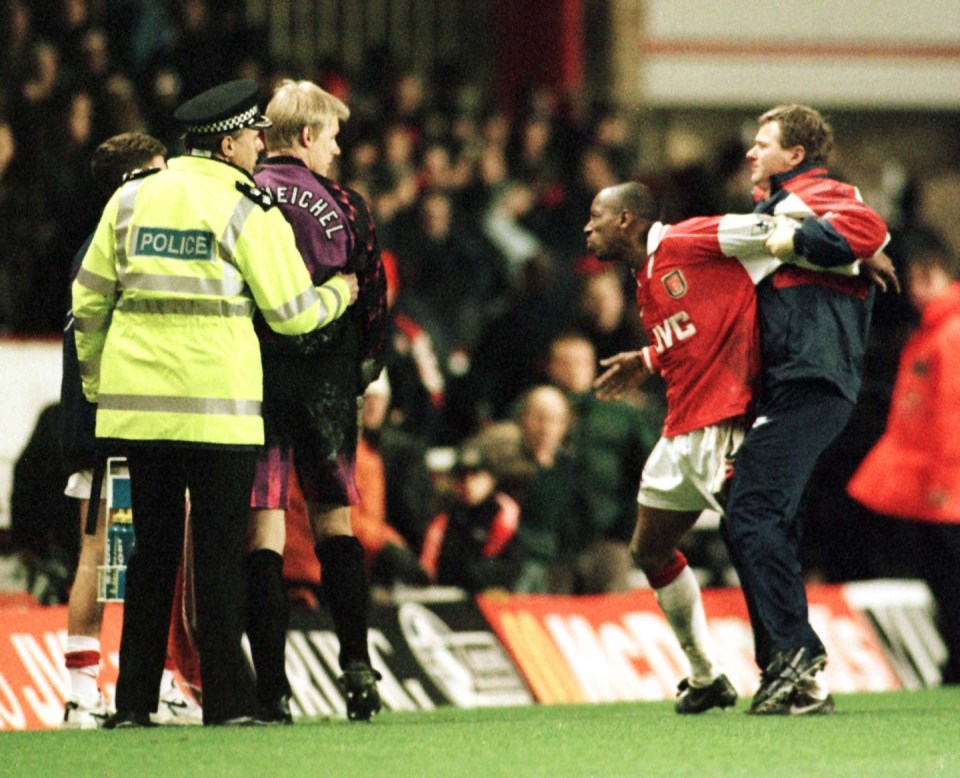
651, 311, 696, 353
134, 228, 215, 260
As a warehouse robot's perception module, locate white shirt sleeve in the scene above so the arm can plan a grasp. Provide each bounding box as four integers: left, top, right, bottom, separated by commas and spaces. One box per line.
716, 213, 784, 284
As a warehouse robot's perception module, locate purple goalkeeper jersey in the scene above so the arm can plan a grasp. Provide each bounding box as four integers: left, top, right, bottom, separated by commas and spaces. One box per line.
254, 155, 353, 283
251, 155, 388, 368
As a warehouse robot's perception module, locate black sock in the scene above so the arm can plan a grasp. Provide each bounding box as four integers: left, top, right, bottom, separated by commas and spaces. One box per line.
315, 535, 371, 669
244, 549, 291, 703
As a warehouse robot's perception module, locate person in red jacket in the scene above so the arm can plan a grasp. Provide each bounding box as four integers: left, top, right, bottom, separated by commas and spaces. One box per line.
848, 235, 960, 683
420, 444, 524, 593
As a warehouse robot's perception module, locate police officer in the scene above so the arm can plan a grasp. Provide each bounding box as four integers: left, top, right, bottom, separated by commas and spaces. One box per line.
73, 79, 359, 727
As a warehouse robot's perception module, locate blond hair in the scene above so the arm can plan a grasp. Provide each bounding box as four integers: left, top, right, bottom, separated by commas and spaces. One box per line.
264, 79, 350, 151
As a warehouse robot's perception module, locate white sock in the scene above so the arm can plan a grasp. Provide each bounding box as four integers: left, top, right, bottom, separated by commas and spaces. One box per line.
65, 635, 101, 703
654, 566, 717, 685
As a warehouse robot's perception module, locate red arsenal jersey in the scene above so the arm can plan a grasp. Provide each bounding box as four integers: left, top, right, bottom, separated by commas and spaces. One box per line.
636, 215, 782, 436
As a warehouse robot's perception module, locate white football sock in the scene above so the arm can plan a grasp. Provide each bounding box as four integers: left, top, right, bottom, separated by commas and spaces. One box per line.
65, 635, 101, 703
654, 565, 717, 685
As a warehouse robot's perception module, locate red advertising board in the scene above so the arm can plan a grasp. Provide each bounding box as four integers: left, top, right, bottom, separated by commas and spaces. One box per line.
0, 583, 912, 730
477, 585, 901, 704
0, 603, 122, 731
0, 597, 531, 731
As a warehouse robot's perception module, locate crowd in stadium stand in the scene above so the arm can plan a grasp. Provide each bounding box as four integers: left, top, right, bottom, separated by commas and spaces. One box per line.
2, 0, 953, 604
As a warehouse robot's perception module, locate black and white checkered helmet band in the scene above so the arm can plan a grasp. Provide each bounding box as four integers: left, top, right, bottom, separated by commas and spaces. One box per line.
186, 105, 260, 135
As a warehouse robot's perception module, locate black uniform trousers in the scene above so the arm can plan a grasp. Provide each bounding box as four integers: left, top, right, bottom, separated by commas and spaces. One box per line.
116, 445, 258, 724
721, 380, 854, 670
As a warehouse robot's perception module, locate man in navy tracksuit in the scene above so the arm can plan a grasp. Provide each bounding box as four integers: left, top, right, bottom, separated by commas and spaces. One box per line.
721, 104, 893, 715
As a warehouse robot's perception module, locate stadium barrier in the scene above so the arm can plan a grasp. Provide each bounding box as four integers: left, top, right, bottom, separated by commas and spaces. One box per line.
477, 586, 907, 704
0, 579, 943, 730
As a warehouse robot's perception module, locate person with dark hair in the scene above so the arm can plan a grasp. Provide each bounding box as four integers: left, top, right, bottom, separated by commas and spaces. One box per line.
420, 443, 525, 593
588, 181, 785, 714
73, 79, 358, 728
849, 236, 960, 685
244, 78, 387, 724
722, 104, 895, 715
87, 132, 167, 196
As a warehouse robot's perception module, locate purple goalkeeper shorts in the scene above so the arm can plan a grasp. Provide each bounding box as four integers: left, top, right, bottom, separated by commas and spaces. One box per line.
250, 353, 360, 510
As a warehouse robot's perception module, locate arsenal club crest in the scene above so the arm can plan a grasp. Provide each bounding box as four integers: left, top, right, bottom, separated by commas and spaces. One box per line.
662, 269, 688, 298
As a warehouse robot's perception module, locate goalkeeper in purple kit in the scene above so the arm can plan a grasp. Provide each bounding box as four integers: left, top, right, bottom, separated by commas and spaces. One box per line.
245, 79, 387, 723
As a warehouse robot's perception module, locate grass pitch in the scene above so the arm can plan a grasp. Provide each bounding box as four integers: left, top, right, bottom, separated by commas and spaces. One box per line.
4, 688, 959, 778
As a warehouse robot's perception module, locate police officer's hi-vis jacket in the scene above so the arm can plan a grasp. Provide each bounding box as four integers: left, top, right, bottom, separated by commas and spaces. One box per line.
72, 154, 353, 447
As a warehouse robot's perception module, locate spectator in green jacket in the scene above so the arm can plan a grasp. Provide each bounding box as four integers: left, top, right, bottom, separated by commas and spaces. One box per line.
473, 385, 575, 593
545, 331, 660, 592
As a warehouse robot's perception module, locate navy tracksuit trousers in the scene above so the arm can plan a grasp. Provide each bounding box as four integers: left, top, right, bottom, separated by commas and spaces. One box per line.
721, 380, 854, 670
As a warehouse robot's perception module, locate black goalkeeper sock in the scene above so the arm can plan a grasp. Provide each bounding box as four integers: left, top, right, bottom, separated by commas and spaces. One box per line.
244, 548, 291, 703
315, 535, 372, 669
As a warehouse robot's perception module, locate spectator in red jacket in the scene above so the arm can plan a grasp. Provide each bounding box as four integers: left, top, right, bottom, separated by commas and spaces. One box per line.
420, 444, 524, 593
848, 234, 960, 683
